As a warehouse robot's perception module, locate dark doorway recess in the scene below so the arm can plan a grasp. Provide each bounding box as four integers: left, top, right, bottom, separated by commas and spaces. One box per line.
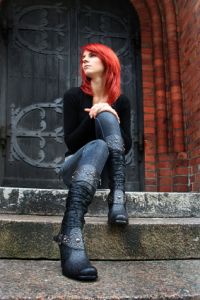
0, 0, 144, 190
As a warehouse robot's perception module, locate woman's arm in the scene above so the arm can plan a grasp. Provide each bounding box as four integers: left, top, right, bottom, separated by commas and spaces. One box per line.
63, 89, 93, 153
84, 102, 120, 122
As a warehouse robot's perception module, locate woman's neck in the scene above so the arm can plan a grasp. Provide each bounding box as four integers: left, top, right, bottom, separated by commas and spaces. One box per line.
91, 77, 107, 103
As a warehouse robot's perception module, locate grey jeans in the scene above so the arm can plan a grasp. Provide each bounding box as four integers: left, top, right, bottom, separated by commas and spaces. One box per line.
60, 111, 124, 187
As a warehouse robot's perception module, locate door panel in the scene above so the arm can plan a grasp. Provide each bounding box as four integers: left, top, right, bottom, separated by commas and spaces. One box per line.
2, 0, 144, 190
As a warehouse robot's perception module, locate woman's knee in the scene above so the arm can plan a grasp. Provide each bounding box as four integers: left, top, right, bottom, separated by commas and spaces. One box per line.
96, 111, 117, 124
95, 139, 109, 152
83, 139, 109, 156
80, 139, 109, 172
95, 112, 120, 139
92, 139, 109, 156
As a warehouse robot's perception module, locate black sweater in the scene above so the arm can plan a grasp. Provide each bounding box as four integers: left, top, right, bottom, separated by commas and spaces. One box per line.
63, 87, 132, 154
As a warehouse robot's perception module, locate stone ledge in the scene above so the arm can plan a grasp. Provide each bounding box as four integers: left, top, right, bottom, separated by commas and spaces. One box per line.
0, 214, 200, 260
1, 187, 200, 217
0, 259, 200, 300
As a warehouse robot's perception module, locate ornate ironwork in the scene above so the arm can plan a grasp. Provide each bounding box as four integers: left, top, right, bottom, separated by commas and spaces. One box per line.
125, 110, 136, 166
10, 98, 64, 171
80, 6, 132, 57
10, 102, 136, 169
12, 3, 69, 57
121, 64, 133, 86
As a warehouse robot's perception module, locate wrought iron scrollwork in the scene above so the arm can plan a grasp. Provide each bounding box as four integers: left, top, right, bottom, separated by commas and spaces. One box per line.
126, 110, 136, 167
10, 98, 64, 171
12, 3, 69, 57
121, 64, 133, 86
80, 6, 131, 57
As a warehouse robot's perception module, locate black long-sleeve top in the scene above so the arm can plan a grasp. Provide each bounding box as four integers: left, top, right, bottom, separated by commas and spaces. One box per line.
63, 87, 132, 154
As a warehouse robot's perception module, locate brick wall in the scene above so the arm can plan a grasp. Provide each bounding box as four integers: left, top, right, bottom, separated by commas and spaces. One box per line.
176, 0, 200, 191
131, 0, 190, 192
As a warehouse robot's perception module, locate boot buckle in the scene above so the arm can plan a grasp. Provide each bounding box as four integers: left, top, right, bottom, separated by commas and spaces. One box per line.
53, 228, 85, 250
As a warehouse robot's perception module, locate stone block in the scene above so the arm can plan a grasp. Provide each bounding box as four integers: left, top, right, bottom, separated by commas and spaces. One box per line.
0, 259, 200, 299
0, 214, 199, 260
1, 187, 200, 217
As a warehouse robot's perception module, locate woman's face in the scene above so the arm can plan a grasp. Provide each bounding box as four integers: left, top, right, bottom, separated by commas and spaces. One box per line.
82, 50, 105, 78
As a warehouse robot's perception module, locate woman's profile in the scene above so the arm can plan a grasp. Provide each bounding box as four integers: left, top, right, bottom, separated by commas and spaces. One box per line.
54, 43, 132, 281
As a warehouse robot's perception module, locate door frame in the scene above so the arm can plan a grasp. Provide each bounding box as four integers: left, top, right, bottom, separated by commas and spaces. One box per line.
134, 30, 144, 191
0, 6, 8, 186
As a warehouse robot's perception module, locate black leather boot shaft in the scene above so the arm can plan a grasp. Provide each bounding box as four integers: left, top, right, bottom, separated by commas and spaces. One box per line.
55, 175, 99, 281
107, 189, 128, 225
61, 181, 96, 232
108, 149, 126, 191
107, 150, 128, 225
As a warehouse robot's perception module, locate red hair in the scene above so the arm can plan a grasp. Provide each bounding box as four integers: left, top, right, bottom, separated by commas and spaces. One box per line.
80, 43, 121, 105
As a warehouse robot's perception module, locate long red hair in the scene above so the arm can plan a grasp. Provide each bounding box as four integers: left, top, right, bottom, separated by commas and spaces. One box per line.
80, 43, 121, 105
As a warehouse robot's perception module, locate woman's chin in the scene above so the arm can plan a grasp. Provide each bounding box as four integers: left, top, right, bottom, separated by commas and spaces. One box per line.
84, 71, 93, 78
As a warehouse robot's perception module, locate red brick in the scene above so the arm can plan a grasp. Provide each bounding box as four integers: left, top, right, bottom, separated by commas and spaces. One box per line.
173, 185, 188, 192
145, 163, 156, 172
145, 179, 157, 186
176, 0, 200, 191
159, 169, 172, 176
158, 161, 171, 168
174, 167, 188, 176
131, 0, 200, 192
145, 186, 157, 192
159, 177, 173, 186
145, 171, 156, 178
159, 186, 173, 192
174, 176, 188, 185
145, 155, 156, 163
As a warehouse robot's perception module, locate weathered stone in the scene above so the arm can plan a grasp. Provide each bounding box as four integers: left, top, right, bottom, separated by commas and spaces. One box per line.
0, 214, 199, 260
1, 187, 200, 217
0, 187, 67, 215
126, 192, 200, 217
0, 259, 200, 300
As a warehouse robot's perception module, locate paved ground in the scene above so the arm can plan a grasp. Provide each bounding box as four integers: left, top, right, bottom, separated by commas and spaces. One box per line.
0, 259, 200, 299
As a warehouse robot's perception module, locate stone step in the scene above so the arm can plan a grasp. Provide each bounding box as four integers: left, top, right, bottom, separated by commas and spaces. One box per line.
0, 214, 200, 260
1, 187, 200, 217
0, 259, 199, 300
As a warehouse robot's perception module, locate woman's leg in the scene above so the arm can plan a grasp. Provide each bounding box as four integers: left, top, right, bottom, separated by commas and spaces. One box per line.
95, 112, 128, 225
59, 146, 85, 187
55, 139, 109, 281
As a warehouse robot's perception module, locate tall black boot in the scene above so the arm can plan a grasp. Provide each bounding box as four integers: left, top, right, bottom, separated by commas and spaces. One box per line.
107, 149, 128, 225
54, 175, 99, 281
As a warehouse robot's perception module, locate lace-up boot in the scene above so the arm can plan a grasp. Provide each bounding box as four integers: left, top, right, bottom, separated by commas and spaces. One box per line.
54, 165, 99, 281
107, 149, 128, 225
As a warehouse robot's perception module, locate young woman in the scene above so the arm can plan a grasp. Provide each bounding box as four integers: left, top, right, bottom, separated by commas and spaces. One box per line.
54, 43, 132, 281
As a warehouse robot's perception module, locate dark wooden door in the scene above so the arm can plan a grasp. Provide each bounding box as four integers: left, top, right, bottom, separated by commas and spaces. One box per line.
1, 0, 144, 190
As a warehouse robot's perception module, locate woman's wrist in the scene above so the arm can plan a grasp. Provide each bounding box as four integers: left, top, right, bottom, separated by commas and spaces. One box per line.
84, 102, 120, 122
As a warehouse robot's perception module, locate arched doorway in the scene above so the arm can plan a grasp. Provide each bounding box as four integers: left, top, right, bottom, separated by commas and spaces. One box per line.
0, 0, 144, 190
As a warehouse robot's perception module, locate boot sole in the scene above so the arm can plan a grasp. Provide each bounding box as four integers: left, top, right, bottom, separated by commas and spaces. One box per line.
108, 212, 129, 225
115, 219, 128, 225
108, 218, 128, 225
78, 275, 97, 281
62, 271, 97, 281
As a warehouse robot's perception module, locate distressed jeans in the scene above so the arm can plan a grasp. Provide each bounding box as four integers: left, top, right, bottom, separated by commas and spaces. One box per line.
60, 111, 124, 187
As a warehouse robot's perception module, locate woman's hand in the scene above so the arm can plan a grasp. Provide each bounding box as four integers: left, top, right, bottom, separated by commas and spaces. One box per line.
85, 103, 120, 122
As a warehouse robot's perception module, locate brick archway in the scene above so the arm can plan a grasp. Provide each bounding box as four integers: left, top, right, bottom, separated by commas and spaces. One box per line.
130, 0, 188, 192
